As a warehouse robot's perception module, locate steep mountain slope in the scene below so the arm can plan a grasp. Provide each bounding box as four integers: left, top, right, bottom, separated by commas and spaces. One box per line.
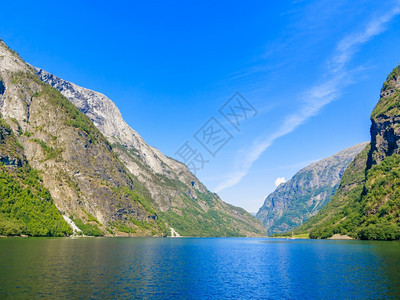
296, 63, 400, 240
34, 67, 265, 237
293, 144, 370, 237
0, 39, 264, 237
0, 117, 72, 236
256, 143, 368, 235
0, 39, 167, 236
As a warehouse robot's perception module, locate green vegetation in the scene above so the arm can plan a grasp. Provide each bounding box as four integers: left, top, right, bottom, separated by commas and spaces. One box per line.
72, 217, 104, 236
371, 63, 400, 118
31, 138, 63, 162
300, 64, 400, 240
256, 145, 367, 236
111, 220, 137, 234
293, 146, 370, 239
11, 71, 104, 145
0, 40, 22, 59
33, 83, 101, 143
0, 117, 71, 236
266, 184, 337, 235
10, 118, 19, 126
0, 163, 72, 236
130, 218, 153, 230
109, 218, 160, 235
384, 63, 400, 88
113, 142, 263, 237
110, 186, 168, 236
160, 207, 246, 237
0, 58, 263, 238
109, 217, 167, 236
0, 118, 24, 158
82, 209, 100, 223
0, 213, 26, 236
358, 222, 400, 240
271, 232, 310, 239
296, 113, 400, 240
112, 186, 156, 215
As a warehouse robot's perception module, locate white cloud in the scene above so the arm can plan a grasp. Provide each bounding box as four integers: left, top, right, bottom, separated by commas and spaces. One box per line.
214, 5, 400, 193
330, 5, 400, 72
275, 177, 286, 187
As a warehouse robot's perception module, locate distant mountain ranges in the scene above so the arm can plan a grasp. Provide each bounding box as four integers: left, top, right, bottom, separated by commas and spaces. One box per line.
257, 63, 400, 240
256, 143, 368, 236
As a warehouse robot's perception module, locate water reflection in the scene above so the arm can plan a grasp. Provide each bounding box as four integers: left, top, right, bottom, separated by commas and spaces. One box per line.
368, 240, 400, 298
0, 238, 400, 298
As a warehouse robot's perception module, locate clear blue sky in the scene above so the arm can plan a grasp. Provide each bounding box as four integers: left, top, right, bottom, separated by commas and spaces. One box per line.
1, 0, 400, 212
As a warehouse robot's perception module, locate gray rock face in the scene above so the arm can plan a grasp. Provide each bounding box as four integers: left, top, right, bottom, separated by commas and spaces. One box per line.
0, 38, 265, 237
369, 69, 400, 168
33, 67, 205, 208
0, 45, 32, 131
0, 40, 166, 236
256, 142, 368, 235
31, 54, 265, 236
0, 123, 25, 168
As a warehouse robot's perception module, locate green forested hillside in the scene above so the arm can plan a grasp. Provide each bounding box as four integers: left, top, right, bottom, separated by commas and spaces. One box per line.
294, 63, 400, 240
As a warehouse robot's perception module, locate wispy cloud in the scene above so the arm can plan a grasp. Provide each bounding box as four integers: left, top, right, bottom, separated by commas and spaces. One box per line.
214, 5, 400, 193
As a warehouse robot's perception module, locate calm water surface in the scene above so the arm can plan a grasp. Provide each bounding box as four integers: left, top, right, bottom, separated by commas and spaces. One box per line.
0, 237, 400, 299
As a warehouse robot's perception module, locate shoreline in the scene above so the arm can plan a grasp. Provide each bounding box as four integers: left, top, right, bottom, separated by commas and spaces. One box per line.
328, 234, 354, 240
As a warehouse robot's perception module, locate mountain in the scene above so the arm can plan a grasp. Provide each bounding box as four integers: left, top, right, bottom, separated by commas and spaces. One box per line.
295, 63, 400, 240
0, 117, 72, 236
256, 143, 368, 235
33, 67, 265, 237
0, 39, 264, 237
0, 40, 166, 237
292, 144, 370, 237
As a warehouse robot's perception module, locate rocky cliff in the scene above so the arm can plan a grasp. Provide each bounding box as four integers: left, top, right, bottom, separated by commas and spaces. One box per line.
0, 39, 167, 236
293, 144, 370, 237
0, 116, 72, 236
256, 143, 368, 235
0, 38, 264, 237
33, 67, 265, 237
369, 65, 400, 167
296, 63, 400, 240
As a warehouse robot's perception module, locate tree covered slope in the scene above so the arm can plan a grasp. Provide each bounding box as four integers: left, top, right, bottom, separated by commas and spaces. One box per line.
295, 63, 400, 240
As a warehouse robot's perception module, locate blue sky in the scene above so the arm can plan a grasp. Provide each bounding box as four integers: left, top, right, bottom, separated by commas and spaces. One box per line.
1, 0, 400, 212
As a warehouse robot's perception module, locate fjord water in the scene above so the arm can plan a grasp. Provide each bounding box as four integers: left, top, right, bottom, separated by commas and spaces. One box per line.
1, 238, 400, 299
